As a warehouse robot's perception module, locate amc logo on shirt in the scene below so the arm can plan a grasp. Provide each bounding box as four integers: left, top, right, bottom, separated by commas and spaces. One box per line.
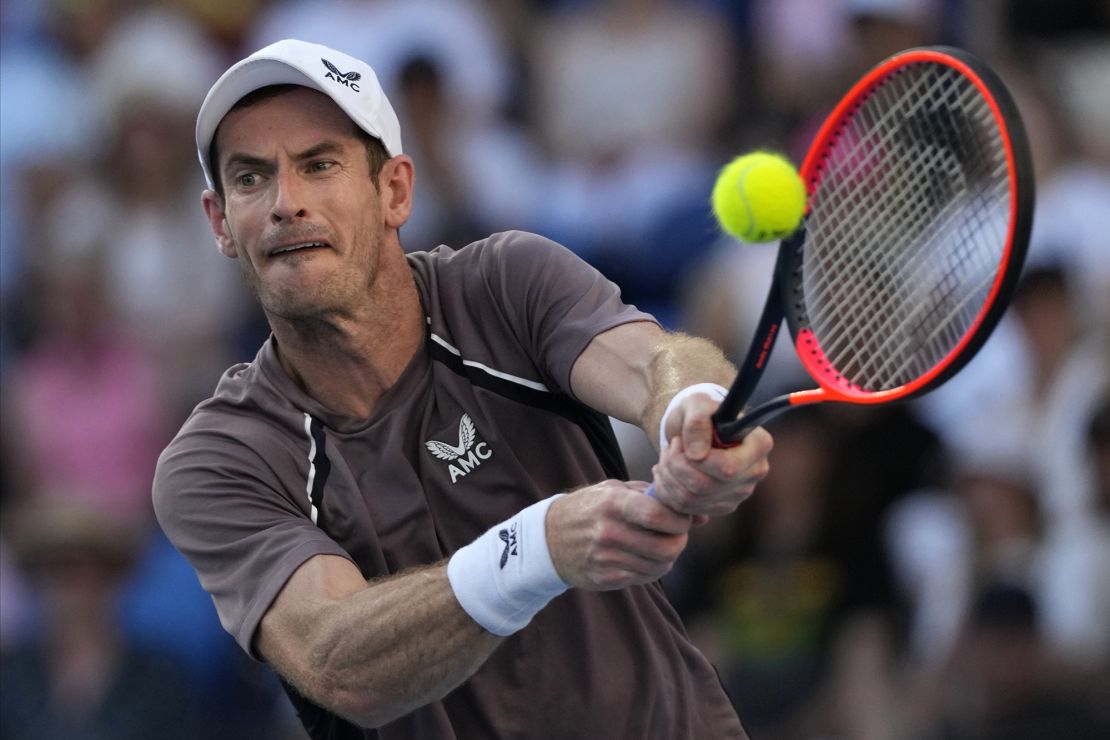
424, 414, 493, 484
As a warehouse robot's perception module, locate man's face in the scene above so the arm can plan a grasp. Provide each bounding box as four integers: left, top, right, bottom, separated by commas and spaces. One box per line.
204, 87, 388, 321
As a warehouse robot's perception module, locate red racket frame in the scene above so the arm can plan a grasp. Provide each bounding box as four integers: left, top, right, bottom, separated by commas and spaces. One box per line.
711, 46, 1034, 444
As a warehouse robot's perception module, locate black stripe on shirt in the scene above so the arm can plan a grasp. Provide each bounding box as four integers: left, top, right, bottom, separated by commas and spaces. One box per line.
307, 415, 331, 525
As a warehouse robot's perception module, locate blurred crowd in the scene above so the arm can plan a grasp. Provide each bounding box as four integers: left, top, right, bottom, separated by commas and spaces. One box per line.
1, 0, 1107, 738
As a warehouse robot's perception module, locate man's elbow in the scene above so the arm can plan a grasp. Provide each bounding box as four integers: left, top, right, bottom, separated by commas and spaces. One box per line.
314, 678, 399, 729
301, 638, 429, 729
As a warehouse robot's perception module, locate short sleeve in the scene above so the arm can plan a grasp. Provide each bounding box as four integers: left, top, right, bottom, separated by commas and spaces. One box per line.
478, 231, 659, 394
153, 413, 351, 658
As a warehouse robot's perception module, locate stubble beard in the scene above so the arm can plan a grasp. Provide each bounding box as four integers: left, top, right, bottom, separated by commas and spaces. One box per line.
234, 222, 381, 325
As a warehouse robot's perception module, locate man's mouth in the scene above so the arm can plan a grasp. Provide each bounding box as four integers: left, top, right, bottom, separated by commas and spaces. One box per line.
269, 241, 328, 257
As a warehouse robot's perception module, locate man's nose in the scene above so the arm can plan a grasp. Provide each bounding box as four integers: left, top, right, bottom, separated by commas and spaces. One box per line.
271, 170, 307, 223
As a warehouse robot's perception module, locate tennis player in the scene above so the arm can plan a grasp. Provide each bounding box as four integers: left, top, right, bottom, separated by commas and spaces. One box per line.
154, 40, 772, 739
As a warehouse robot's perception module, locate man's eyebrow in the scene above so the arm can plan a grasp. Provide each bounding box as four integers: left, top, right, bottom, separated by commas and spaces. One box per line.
222, 141, 347, 175
222, 152, 271, 173
295, 141, 345, 160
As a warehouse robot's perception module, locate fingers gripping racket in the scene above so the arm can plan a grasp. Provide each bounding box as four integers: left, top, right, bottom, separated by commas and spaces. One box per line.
710, 46, 1034, 445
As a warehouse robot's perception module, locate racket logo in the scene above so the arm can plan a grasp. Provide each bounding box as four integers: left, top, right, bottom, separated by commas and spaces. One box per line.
755, 322, 780, 370
424, 413, 494, 483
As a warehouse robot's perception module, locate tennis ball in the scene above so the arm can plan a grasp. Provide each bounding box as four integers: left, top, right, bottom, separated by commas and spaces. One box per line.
711, 151, 806, 243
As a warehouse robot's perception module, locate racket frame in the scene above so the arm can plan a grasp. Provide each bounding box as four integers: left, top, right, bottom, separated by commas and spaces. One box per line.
713, 46, 1035, 444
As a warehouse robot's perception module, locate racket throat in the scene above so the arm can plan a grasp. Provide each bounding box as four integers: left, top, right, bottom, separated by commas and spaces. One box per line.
716, 395, 795, 443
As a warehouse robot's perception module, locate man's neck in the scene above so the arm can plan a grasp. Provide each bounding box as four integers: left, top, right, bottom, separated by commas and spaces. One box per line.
269, 256, 423, 419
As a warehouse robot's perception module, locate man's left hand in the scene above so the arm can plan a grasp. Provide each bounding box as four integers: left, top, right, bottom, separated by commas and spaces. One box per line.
651, 391, 773, 517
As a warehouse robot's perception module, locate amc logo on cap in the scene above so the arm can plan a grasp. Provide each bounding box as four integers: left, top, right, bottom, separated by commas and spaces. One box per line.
321, 58, 361, 92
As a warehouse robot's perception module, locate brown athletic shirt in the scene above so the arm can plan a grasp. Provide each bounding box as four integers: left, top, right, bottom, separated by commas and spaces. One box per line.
153, 231, 746, 739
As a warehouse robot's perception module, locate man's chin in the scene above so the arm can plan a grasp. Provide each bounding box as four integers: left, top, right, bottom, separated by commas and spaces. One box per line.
262, 298, 337, 323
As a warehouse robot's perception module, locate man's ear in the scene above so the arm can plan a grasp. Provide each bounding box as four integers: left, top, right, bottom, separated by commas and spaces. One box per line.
380, 155, 415, 230
201, 190, 238, 258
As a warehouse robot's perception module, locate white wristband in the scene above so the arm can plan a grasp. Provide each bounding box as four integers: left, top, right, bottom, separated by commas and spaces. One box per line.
447, 494, 569, 636
658, 383, 729, 449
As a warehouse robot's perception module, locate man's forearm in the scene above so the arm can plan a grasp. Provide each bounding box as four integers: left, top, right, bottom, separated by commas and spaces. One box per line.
642, 333, 736, 444
259, 562, 501, 729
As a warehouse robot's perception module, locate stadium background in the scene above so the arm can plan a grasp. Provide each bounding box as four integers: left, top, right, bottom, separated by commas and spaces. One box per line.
1, 0, 1107, 737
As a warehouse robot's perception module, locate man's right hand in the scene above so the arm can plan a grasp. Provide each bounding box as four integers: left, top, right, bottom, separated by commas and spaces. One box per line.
544, 480, 694, 590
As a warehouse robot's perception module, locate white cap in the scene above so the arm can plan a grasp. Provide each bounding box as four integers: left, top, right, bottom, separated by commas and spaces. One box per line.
195, 39, 403, 189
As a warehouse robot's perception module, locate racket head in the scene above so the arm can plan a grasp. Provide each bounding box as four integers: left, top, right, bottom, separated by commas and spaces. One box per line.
781, 46, 1034, 407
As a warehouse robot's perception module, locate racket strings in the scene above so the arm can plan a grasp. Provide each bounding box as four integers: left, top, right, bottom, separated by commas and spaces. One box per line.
821, 173, 1006, 384
801, 63, 1012, 391
805, 70, 970, 342
811, 69, 997, 316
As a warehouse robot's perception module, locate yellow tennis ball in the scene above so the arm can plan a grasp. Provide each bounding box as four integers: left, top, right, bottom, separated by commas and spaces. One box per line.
711, 151, 806, 243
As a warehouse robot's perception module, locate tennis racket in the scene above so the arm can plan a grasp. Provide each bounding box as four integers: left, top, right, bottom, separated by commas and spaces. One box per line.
695, 46, 1033, 447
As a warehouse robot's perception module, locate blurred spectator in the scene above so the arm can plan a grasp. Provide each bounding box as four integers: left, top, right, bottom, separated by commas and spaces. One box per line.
846, 0, 943, 75
884, 488, 971, 672
957, 460, 1046, 598
1006, 266, 1105, 528
175, 0, 267, 52
0, 0, 114, 373
750, 0, 944, 156
2, 257, 169, 526
0, 539, 32, 650
391, 54, 546, 251
531, 0, 735, 162
747, 0, 855, 123
1060, 397, 1110, 668
821, 404, 948, 616
809, 405, 949, 738
37, 6, 258, 416
0, 498, 196, 740
922, 264, 1107, 541
935, 582, 1109, 739
1, 8, 295, 737
528, 0, 739, 317
887, 440, 1110, 733
1090, 396, 1110, 514
1019, 65, 1110, 339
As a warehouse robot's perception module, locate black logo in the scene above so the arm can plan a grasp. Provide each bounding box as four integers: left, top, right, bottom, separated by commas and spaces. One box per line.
321, 59, 362, 91
498, 523, 518, 569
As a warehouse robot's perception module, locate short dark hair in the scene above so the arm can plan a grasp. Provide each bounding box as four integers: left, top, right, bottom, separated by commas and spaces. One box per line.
208, 84, 390, 197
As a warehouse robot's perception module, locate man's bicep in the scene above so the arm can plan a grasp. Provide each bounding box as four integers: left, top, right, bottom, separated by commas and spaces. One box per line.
570, 320, 668, 425
255, 554, 367, 673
